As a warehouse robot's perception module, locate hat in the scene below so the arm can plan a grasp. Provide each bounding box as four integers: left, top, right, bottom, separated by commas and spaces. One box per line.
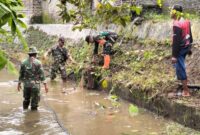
28, 47, 38, 54
58, 37, 65, 42
172, 5, 183, 12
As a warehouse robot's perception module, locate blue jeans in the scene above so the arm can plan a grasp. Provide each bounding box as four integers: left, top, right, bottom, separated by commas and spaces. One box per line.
174, 47, 189, 80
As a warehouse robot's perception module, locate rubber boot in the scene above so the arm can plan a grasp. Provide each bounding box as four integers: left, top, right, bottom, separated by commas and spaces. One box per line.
103, 55, 110, 69
23, 99, 30, 110
182, 80, 190, 97
31, 107, 38, 111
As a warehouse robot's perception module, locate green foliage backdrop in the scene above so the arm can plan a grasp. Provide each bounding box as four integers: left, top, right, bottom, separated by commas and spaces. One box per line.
58, 0, 142, 30
0, 0, 27, 71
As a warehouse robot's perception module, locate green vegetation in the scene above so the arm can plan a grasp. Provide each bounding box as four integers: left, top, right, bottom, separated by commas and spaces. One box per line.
0, 0, 27, 71
129, 104, 139, 116
156, 0, 164, 8
26, 26, 57, 53
0, 49, 17, 74
107, 94, 121, 108
144, 11, 200, 21
110, 42, 174, 96
64, 33, 175, 97
58, 0, 142, 30
42, 12, 55, 24
143, 11, 170, 21
0, 0, 27, 49
165, 122, 200, 135
0, 49, 7, 70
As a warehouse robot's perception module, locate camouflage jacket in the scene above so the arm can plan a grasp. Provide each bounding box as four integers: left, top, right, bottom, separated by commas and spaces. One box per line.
18, 57, 46, 88
47, 45, 68, 64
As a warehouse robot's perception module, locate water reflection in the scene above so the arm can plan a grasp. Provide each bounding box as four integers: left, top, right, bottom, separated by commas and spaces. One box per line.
21, 111, 41, 134
46, 81, 167, 135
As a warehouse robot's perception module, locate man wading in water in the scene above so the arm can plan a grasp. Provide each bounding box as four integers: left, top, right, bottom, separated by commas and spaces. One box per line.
44, 37, 76, 82
170, 5, 193, 97
18, 47, 48, 110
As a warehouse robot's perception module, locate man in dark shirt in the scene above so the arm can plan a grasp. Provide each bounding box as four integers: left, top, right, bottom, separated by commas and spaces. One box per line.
170, 5, 193, 96
85, 35, 105, 55
44, 37, 76, 82
85, 34, 107, 66
85, 32, 118, 68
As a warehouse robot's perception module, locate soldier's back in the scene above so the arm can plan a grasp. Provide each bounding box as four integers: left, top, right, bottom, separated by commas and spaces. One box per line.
22, 58, 41, 78
21, 58, 43, 87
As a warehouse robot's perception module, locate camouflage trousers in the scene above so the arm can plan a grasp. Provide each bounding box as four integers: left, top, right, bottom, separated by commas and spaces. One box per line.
50, 62, 67, 81
23, 86, 40, 110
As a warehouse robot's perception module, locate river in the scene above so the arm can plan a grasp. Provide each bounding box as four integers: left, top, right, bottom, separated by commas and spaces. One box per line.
0, 70, 198, 135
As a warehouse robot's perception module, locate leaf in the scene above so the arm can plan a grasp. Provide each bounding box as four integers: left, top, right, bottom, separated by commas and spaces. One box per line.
0, 13, 11, 27
135, 6, 142, 15
0, 50, 7, 70
63, 12, 71, 22
0, 28, 7, 34
129, 104, 139, 116
0, 4, 9, 18
16, 27, 28, 51
101, 79, 108, 89
6, 60, 18, 75
109, 94, 118, 101
17, 13, 25, 18
72, 25, 83, 31
112, 101, 120, 107
17, 18, 27, 28
120, 18, 126, 27
157, 0, 163, 8
0, 3, 12, 14
10, 19, 16, 35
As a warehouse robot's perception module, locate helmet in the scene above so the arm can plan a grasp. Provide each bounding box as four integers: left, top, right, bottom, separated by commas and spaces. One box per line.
28, 47, 38, 54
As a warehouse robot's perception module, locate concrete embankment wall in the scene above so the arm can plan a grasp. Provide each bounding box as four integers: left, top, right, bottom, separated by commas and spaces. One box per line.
23, 0, 200, 24
31, 20, 200, 42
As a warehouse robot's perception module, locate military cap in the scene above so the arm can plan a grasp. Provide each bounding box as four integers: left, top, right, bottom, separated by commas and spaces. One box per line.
28, 47, 38, 54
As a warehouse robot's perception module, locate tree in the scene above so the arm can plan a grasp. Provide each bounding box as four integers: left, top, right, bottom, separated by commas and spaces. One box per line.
0, 0, 27, 72
58, 0, 142, 31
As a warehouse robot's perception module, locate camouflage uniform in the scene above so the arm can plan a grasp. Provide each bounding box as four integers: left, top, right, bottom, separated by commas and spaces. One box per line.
47, 45, 68, 80
19, 57, 46, 110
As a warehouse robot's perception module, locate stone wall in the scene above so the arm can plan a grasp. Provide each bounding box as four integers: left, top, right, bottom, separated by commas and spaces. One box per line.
31, 0, 43, 23
31, 20, 200, 42
21, 0, 43, 23
41, 0, 62, 23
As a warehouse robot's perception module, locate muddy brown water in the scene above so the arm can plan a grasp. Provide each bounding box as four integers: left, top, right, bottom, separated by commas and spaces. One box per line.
0, 70, 196, 135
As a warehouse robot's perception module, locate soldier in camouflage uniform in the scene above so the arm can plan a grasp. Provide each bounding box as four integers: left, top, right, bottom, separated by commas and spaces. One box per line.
45, 37, 72, 82
17, 47, 48, 110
